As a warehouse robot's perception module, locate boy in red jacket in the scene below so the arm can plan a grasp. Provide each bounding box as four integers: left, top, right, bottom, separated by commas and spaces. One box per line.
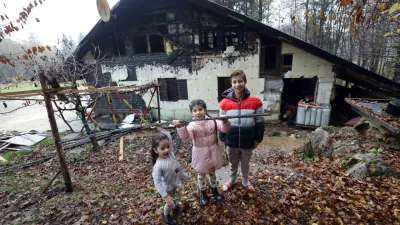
219, 70, 265, 192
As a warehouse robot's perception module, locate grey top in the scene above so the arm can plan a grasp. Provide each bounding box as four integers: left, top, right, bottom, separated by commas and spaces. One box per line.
152, 152, 188, 198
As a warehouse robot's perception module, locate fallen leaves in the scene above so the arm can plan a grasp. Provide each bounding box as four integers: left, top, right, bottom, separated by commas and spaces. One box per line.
1, 129, 400, 224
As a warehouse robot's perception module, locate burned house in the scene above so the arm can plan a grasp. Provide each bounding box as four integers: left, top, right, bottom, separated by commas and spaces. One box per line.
74, 0, 400, 124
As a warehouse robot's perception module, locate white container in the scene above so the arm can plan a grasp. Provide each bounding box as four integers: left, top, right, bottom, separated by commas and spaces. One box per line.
304, 108, 312, 125
296, 103, 331, 127
321, 106, 331, 126
310, 107, 317, 126
296, 106, 306, 125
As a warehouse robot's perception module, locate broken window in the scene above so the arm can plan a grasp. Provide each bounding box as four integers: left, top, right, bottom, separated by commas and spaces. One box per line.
264, 46, 277, 69
202, 31, 217, 49
133, 36, 148, 54
158, 78, 188, 101
149, 35, 165, 53
225, 32, 239, 48
112, 39, 126, 56
282, 54, 293, 67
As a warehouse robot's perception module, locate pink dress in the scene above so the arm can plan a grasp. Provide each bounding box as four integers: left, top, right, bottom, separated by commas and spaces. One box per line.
177, 119, 231, 174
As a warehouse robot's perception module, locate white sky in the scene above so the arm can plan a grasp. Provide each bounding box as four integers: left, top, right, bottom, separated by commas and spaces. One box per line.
4, 0, 118, 45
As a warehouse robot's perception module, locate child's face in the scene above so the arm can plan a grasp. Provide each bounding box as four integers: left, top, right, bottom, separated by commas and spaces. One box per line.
192, 105, 206, 119
231, 75, 246, 94
154, 139, 170, 159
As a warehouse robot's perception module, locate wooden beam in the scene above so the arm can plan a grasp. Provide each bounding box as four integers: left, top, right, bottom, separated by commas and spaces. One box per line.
0, 86, 72, 97
42, 170, 61, 194
39, 70, 73, 192
344, 98, 399, 135
56, 83, 161, 95
0, 83, 160, 98
5, 148, 25, 151
0, 143, 11, 152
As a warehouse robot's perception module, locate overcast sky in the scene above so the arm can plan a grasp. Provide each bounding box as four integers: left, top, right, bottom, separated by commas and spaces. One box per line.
5, 0, 118, 45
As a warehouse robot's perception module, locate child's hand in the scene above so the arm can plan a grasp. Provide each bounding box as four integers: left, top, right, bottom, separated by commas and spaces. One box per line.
164, 195, 175, 209
220, 115, 229, 124
172, 120, 184, 128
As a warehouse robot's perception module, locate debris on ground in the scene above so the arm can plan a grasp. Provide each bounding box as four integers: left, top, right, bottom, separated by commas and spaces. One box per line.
0, 123, 399, 224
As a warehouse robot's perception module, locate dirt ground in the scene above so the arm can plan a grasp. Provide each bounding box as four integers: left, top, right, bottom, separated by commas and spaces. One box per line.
1, 126, 399, 225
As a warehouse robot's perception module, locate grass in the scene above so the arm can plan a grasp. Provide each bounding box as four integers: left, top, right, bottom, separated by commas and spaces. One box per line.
0, 80, 86, 93
66, 151, 87, 163
0, 172, 40, 193
2, 150, 31, 161
126, 143, 137, 152
34, 139, 54, 150
272, 131, 281, 137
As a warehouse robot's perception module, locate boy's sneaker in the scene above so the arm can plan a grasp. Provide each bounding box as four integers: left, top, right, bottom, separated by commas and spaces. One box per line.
161, 213, 177, 225
173, 206, 186, 216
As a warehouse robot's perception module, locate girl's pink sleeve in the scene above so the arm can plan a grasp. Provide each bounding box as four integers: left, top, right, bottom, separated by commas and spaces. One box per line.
217, 120, 231, 133
177, 124, 194, 141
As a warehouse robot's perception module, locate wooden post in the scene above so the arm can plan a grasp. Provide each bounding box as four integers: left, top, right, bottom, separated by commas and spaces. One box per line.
39, 70, 73, 192
119, 137, 124, 161
156, 86, 161, 123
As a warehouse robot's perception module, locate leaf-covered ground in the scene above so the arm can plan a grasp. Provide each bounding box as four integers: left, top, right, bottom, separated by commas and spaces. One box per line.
0, 127, 399, 225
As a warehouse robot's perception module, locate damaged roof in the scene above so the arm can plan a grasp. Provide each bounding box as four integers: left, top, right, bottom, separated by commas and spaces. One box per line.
75, 0, 400, 98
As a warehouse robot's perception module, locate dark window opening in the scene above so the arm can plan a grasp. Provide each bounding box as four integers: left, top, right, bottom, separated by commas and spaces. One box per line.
282, 77, 317, 106
112, 39, 126, 56
282, 54, 293, 67
217, 77, 231, 102
202, 32, 217, 49
133, 36, 148, 54
149, 35, 165, 53
225, 32, 239, 48
158, 78, 188, 102
265, 46, 277, 69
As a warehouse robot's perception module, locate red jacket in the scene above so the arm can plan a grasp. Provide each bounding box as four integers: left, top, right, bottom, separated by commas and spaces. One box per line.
219, 87, 264, 149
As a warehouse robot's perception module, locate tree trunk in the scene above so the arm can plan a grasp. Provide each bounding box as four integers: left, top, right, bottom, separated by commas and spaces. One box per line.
53, 101, 74, 132
394, 47, 400, 82
305, 0, 309, 42
76, 95, 101, 152
258, 0, 262, 22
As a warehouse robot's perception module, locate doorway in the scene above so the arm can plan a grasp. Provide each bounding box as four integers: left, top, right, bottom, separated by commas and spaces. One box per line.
280, 77, 317, 121
217, 77, 231, 102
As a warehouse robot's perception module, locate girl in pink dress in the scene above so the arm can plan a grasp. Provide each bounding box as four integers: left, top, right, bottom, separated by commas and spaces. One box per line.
172, 99, 231, 206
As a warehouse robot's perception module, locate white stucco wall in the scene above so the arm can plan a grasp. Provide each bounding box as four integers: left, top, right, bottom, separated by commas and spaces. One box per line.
101, 65, 129, 82
115, 52, 263, 120
282, 43, 335, 79
99, 41, 337, 121
282, 43, 335, 104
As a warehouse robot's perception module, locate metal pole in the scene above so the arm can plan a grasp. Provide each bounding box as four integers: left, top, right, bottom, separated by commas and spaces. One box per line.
156, 86, 161, 123
0, 98, 90, 101
179, 113, 272, 123
39, 70, 73, 192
